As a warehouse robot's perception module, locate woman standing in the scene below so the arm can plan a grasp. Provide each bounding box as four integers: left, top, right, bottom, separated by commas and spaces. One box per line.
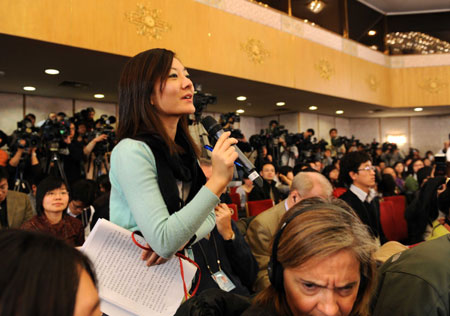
110, 48, 237, 263
21, 176, 84, 247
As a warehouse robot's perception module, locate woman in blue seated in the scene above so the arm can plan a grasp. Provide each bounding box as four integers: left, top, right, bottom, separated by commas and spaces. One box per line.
110, 48, 237, 264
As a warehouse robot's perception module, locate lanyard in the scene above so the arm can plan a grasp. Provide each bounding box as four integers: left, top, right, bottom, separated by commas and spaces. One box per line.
131, 231, 201, 300
196, 233, 222, 275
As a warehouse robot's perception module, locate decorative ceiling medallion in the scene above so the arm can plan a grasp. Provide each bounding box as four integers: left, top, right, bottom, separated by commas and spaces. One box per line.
314, 59, 334, 80
240, 38, 270, 64
366, 74, 380, 92
125, 3, 171, 40
419, 77, 448, 94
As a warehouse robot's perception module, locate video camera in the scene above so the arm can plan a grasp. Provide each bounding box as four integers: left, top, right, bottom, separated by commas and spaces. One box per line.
41, 119, 71, 152
9, 118, 41, 153
87, 115, 117, 156
193, 91, 217, 121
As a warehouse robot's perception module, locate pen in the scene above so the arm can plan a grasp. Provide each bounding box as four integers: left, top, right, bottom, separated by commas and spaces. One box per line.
204, 145, 243, 167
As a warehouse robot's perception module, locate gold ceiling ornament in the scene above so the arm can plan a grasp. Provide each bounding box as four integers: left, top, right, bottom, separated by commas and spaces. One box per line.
240, 38, 270, 64
419, 77, 448, 94
125, 3, 171, 40
366, 74, 380, 92
314, 59, 334, 80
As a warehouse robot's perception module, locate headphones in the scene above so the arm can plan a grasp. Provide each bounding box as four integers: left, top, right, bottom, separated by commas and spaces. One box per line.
268, 203, 353, 292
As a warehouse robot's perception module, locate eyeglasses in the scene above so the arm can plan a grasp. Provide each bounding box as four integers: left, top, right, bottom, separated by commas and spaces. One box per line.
358, 166, 376, 172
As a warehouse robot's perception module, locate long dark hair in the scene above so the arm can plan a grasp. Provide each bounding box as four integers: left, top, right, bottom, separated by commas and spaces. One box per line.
35, 176, 69, 216
0, 229, 97, 316
117, 48, 198, 156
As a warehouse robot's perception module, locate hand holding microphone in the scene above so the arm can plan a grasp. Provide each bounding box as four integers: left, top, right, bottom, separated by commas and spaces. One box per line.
202, 116, 264, 188
204, 130, 239, 197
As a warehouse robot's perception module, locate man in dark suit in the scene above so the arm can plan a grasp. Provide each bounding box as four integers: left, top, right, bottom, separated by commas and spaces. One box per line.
245, 171, 333, 292
248, 162, 281, 204
0, 167, 33, 229
339, 151, 387, 244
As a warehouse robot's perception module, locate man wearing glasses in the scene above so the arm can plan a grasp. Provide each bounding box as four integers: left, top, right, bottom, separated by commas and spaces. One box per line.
0, 167, 33, 229
339, 151, 387, 245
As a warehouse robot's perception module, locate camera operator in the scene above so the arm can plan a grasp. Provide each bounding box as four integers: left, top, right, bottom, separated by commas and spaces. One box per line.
327, 128, 346, 158
6, 118, 43, 192
42, 119, 84, 186
279, 135, 298, 168
380, 142, 404, 167
84, 115, 116, 180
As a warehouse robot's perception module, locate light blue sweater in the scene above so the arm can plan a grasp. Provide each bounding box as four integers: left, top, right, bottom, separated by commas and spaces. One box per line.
109, 138, 218, 258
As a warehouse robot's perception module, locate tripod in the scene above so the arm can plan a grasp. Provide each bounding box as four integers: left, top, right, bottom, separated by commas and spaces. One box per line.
92, 152, 109, 181
46, 151, 70, 189
13, 158, 30, 193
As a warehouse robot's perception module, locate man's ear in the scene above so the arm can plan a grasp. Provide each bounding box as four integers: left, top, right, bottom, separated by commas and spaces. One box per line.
349, 171, 357, 181
290, 190, 301, 204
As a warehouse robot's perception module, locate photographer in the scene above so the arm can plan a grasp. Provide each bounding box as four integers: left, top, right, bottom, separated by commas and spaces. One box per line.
84, 115, 116, 180
327, 128, 346, 158
6, 118, 43, 192
279, 136, 298, 168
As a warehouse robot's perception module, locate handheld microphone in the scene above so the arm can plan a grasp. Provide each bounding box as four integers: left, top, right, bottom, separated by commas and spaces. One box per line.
201, 116, 264, 188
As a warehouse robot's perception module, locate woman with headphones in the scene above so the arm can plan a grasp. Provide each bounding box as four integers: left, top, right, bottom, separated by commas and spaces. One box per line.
243, 198, 378, 316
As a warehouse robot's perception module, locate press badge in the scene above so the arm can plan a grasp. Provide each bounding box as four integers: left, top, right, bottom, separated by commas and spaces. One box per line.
211, 271, 236, 292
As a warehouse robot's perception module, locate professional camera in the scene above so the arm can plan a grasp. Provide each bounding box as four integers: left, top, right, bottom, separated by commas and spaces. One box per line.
9, 118, 41, 153
41, 119, 71, 152
220, 112, 241, 127
193, 91, 217, 120
88, 115, 117, 156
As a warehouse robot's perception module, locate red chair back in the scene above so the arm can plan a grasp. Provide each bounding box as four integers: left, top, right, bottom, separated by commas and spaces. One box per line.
227, 203, 239, 221
246, 199, 274, 217
383, 195, 408, 241
229, 193, 241, 211
333, 187, 347, 198
379, 200, 397, 241
229, 187, 238, 194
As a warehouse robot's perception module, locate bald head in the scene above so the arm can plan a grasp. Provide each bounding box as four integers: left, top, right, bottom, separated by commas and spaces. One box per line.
291, 172, 333, 201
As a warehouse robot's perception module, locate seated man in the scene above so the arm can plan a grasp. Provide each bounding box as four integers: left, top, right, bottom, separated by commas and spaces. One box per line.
248, 163, 281, 204
245, 171, 333, 292
66, 179, 97, 238
372, 235, 450, 316
339, 151, 387, 244
191, 203, 258, 296
0, 167, 33, 229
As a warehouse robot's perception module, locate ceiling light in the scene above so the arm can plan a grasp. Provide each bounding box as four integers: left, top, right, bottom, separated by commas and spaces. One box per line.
23, 86, 36, 91
370, 45, 378, 50
308, 0, 325, 14
44, 68, 60, 75
414, 107, 423, 112
236, 96, 247, 101
368, 110, 374, 114
335, 110, 344, 115
276, 102, 285, 106
368, 30, 376, 36
309, 106, 318, 111
94, 94, 105, 99
236, 109, 245, 114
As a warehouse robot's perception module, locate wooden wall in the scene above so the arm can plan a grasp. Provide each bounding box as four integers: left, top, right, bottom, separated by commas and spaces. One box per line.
1, 0, 449, 109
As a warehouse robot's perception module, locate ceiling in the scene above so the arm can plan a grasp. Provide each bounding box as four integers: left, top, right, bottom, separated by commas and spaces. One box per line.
358, 0, 450, 15
1, 27, 450, 119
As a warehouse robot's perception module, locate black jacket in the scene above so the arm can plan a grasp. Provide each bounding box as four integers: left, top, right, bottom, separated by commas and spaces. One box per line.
340, 189, 387, 244
191, 221, 258, 296
248, 180, 281, 204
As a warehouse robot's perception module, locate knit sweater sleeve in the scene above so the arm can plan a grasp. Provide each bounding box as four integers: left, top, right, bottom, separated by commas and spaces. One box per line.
109, 139, 218, 258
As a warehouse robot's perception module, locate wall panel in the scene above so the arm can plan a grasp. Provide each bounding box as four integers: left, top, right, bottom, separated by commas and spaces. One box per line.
0, 93, 23, 135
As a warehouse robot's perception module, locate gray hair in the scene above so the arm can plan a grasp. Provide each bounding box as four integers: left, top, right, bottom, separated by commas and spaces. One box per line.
291, 171, 333, 198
